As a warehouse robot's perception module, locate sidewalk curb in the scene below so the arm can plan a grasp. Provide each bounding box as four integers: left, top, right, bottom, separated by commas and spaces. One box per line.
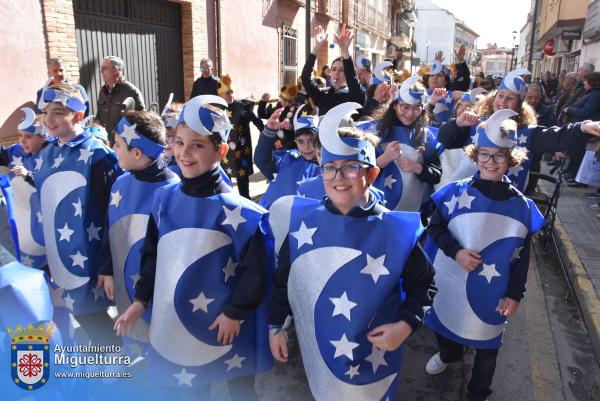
552, 216, 600, 363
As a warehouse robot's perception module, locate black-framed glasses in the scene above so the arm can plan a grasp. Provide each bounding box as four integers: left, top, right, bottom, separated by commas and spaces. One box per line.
166, 133, 176, 144
477, 152, 507, 164
320, 163, 370, 181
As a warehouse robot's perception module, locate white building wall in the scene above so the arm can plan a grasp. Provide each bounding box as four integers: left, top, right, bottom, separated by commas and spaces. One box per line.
414, 0, 457, 66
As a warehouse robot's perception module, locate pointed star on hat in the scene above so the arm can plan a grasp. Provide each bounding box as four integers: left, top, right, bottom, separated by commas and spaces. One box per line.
224, 354, 246, 371
456, 190, 475, 210
34, 157, 44, 171
52, 154, 65, 168
345, 364, 360, 379
384, 174, 397, 189
70, 250, 88, 269
121, 123, 140, 145
110, 190, 123, 208
57, 222, 75, 242
173, 368, 195, 387
11, 156, 23, 167
360, 254, 390, 284
211, 112, 232, 137
78, 148, 94, 163
189, 292, 214, 313
130, 273, 141, 287
87, 222, 102, 242
329, 291, 357, 321
222, 257, 238, 282
221, 205, 246, 231
290, 221, 318, 249
72, 198, 82, 217
444, 195, 458, 214
365, 344, 388, 373
330, 333, 359, 360
479, 263, 501, 284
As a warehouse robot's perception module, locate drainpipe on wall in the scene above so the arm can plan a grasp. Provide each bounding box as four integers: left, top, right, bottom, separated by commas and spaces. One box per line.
215, 0, 222, 75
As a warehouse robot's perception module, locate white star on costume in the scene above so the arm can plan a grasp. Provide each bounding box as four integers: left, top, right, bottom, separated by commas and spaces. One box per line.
34, 157, 44, 171
511, 246, 524, 261
221, 206, 246, 231
444, 195, 458, 214
296, 174, 310, 186
479, 263, 501, 284
224, 354, 246, 371
72, 198, 82, 217
384, 174, 397, 189
52, 155, 64, 168
130, 273, 141, 287
456, 190, 476, 210
345, 364, 360, 379
222, 258, 238, 282
70, 251, 88, 269
189, 292, 214, 313
211, 112, 232, 136
110, 190, 123, 208
36, 212, 43, 223
330, 333, 359, 360
64, 294, 75, 310
365, 345, 388, 373
11, 156, 23, 167
517, 134, 527, 145
121, 123, 140, 144
329, 292, 357, 321
360, 254, 390, 284
57, 223, 75, 242
508, 165, 524, 177
92, 286, 105, 300
290, 221, 318, 249
173, 368, 195, 387
86, 222, 102, 242
77, 148, 94, 163
471, 132, 480, 146
226, 168, 233, 175
21, 255, 33, 266
50, 287, 67, 308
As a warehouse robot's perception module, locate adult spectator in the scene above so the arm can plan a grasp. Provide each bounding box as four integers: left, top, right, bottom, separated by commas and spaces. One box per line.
189, 58, 220, 98
525, 83, 554, 127
555, 72, 581, 124
97, 56, 145, 142
36, 57, 89, 115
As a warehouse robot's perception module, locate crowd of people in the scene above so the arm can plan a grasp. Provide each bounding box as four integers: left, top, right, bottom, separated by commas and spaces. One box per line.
2, 23, 600, 401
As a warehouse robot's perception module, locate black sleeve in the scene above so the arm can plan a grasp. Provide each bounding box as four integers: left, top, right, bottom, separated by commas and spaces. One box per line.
222, 228, 268, 320
90, 154, 120, 235
23, 173, 36, 188
257, 100, 274, 120
397, 242, 436, 332
437, 119, 471, 149
342, 57, 366, 105
0, 146, 10, 166
301, 54, 327, 109
98, 225, 113, 276
268, 235, 293, 326
416, 150, 442, 185
505, 235, 532, 301
190, 79, 201, 100
451, 62, 471, 92
426, 207, 462, 259
134, 214, 158, 304
529, 123, 590, 156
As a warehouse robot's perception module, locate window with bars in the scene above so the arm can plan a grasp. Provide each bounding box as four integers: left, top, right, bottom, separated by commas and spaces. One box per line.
280, 25, 298, 86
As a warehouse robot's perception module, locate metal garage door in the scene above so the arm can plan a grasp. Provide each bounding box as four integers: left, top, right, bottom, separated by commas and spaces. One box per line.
74, 0, 184, 115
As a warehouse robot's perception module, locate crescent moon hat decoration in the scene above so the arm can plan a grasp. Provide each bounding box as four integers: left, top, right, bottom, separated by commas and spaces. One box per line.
354, 56, 372, 72
115, 116, 166, 159
429, 59, 448, 76
395, 75, 424, 105
475, 109, 519, 148
372, 60, 394, 85
17, 108, 44, 135
179, 95, 232, 140
499, 68, 530, 100
40, 86, 87, 113
319, 102, 376, 166
161, 93, 175, 117
292, 104, 319, 136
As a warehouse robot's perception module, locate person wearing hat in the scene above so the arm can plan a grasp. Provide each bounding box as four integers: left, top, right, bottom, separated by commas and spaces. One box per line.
0, 107, 48, 269
355, 55, 373, 92
255, 104, 321, 209
268, 102, 434, 401
217, 75, 264, 199
362, 60, 396, 116
423, 109, 545, 401
114, 95, 273, 400
258, 84, 301, 150
437, 68, 600, 192
300, 24, 365, 115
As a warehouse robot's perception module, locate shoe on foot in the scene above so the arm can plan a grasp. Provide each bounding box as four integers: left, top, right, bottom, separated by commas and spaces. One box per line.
426, 352, 448, 375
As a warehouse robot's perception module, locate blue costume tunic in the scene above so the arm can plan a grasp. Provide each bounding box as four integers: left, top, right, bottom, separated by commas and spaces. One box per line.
424, 176, 544, 349
145, 186, 273, 387
34, 130, 120, 315
285, 197, 422, 401
108, 170, 180, 356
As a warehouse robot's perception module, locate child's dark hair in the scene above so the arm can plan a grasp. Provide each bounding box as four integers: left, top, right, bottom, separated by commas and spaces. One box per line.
372, 98, 430, 147
337, 127, 380, 147
122, 111, 166, 149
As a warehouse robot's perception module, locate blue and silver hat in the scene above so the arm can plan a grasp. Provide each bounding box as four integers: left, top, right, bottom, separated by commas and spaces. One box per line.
115, 116, 165, 159
293, 104, 319, 135
474, 109, 518, 148
37, 78, 87, 113
371, 61, 394, 85
498, 68, 530, 100
178, 95, 232, 140
355, 56, 372, 72
395, 75, 424, 105
17, 108, 44, 134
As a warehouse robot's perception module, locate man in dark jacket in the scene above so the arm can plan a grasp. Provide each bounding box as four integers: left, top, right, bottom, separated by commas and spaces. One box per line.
189, 58, 220, 98
97, 56, 145, 143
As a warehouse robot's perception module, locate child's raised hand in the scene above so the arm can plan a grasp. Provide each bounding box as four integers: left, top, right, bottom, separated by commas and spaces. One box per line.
367, 321, 412, 351
114, 301, 145, 336
455, 249, 482, 272
209, 313, 241, 345
499, 297, 519, 317
313, 25, 328, 54
398, 157, 423, 175
377, 141, 402, 168
428, 88, 448, 104
10, 166, 29, 177
266, 108, 285, 130
269, 329, 289, 363
456, 111, 480, 127
97, 274, 114, 300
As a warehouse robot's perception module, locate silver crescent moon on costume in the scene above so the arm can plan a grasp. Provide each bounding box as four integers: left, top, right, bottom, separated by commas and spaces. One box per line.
288, 246, 397, 401
11, 178, 45, 256
36, 78, 54, 110
398, 76, 421, 105
483, 109, 519, 147
266, 195, 296, 255
40, 170, 89, 290
17, 108, 36, 131
161, 92, 174, 117
373, 61, 393, 83
319, 102, 362, 157
150, 227, 233, 366
392, 143, 426, 211
110, 213, 150, 342
432, 212, 528, 341
437, 148, 468, 189
183, 95, 229, 137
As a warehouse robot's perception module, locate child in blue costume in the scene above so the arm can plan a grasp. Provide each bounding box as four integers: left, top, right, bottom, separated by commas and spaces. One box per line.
268, 103, 434, 401
371, 75, 442, 214
114, 95, 273, 401
0, 108, 47, 268
35, 82, 121, 346
423, 110, 546, 401
97, 111, 180, 358
255, 104, 321, 209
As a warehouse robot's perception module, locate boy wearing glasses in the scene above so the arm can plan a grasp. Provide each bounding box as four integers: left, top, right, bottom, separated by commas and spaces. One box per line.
424, 110, 545, 401
268, 103, 434, 401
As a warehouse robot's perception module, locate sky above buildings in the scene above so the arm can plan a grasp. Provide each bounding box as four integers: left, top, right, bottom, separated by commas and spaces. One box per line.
430, 0, 531, 49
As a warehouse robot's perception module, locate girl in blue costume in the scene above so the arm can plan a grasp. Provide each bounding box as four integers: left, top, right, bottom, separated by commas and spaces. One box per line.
423, 109, 546, 401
